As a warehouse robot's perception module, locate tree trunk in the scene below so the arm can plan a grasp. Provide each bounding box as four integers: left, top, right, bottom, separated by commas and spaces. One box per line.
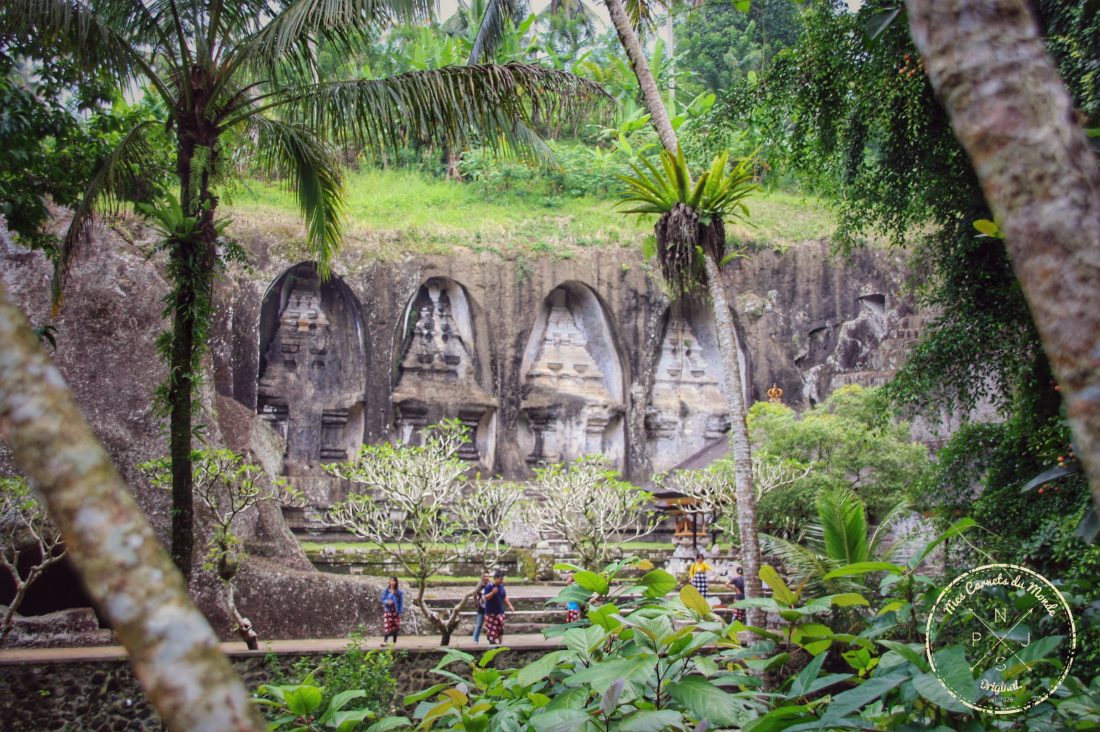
602, 0, 765, 622
603, 0, 679, 153
1, 579, 28, 642
0, 282, 263, 731
169, 132, 220, 580
168, 252, 196, 580
906, 0, 1100, 521
703, 256, 764, 628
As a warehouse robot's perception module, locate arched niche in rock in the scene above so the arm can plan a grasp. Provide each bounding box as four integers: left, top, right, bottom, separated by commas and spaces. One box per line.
256, 262, 366, 469
645, 301, 751, 473
518, 282, 626, 470
391, 277, 497, 469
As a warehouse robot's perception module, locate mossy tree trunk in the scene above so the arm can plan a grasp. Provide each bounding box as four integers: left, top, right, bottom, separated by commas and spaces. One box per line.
907, 0, 1100, 520
0, 281, 263, 731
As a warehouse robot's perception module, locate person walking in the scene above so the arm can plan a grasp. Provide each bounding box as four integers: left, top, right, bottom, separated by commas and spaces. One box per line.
730, 565, 746, 623
472, 573, 490, 643
381, 576, 404, 644
689, 553, 712, 598
482, 570, 515, 645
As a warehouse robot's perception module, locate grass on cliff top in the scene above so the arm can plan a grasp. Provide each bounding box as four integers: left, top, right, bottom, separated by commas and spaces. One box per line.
226, 167, 835, 261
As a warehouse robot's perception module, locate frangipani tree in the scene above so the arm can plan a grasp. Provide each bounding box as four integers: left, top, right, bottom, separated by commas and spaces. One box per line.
324, 420, 523, 645
0, 477, 67, 643
0, 0, 603, 578
141, 449, 302, 649
658, 454, 812, 547
524, 456, 658, 570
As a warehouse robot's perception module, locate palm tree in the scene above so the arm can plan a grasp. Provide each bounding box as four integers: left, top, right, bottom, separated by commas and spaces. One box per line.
1, 0, 602, 579
760, 485, 909, 597
602, 0, 766, 626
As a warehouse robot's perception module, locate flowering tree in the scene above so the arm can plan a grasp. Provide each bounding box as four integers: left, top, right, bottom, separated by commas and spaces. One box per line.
659, 455, 812, 543
324, 420, 523, 645
0, 476, 66, 643
524, 456, 658, 570
142, 450, 301, 649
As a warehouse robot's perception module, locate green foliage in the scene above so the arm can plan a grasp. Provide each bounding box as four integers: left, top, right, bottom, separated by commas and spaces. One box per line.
256, 654, 398, 732
0, 35, 171, 251
380, 543, 1100, 730
675, 0, 802, 98
748, 385, 929, 527
266, 636, 398, 726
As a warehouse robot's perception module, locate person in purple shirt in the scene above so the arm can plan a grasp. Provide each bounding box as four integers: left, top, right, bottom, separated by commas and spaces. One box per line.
381, 576, 404, 644
481, 570, 516, 645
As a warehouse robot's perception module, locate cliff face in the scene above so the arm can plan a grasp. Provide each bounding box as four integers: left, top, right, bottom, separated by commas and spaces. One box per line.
212, 224, 925, 499
1, 215, 925, 637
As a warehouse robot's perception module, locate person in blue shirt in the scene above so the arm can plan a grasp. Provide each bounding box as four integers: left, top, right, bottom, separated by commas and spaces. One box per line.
381, 576, 404, 644
472, 573, 490, 643
482, 570, 516, 645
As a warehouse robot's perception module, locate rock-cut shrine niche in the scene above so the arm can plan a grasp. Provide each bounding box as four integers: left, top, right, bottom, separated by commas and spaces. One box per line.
518, 283, 626, 470
256, 263, 366, 470
391, 278, 497, 469
645, 303, 750, 473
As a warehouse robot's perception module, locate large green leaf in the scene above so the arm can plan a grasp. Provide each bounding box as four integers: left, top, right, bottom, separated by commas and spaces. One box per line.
530, 708, 591, 732
563, 625, 608, 659
573, 570, 610, 596
823, 562, 905, 580
788, 651, 828, 698
930, 644, 978, 706
912, 672, 972, 714
760, 564, 797, 606
639, 568, 678, 598
619, 709, 686, 731
818, 673, 908, 724
817, 486, 869, 565
516, 650, 572, 688
285, 685, 324, 716
680, 584, 712, 616
565, 657, 655, 695
666, 676, 752, 727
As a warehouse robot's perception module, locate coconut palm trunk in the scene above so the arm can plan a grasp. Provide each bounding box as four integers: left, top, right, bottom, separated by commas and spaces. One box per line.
603, 0, 764, 626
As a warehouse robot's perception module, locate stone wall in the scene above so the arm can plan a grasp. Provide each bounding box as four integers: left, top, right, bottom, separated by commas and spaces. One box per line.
1, 214, 924, 640
212, 222, 922, 511
0, 646, 546, 731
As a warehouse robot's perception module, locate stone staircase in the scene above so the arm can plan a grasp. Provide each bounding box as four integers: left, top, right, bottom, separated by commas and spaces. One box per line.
411, 586, 747, 638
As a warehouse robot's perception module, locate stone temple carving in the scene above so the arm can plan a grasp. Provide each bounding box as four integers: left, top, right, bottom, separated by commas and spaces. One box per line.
519, 285, 625, 469
645, 312, 730, 473
392, 278, 496, 467
256, 265, 365, 472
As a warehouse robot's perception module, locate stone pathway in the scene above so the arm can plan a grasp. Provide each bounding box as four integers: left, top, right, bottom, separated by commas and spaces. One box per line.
0, 633, 561, 665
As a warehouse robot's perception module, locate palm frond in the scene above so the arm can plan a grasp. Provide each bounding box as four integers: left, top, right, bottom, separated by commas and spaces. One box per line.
817, 486, 870, 566
867, 498, 913, 563
272, 63, 607, 160
234, 0, 433, 79
54, 120, 160, 309
251, 117, 345, 275
760, 532, 834, 592
468, 0, 518, 63
1, 0, 175, 108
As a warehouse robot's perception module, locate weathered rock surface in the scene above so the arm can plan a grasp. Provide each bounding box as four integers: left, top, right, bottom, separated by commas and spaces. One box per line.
213, 221, 923, 502
1, 211, 926, 640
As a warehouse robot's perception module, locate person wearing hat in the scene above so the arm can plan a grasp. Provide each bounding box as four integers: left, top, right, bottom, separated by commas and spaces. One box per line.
482, 570, 515, 645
